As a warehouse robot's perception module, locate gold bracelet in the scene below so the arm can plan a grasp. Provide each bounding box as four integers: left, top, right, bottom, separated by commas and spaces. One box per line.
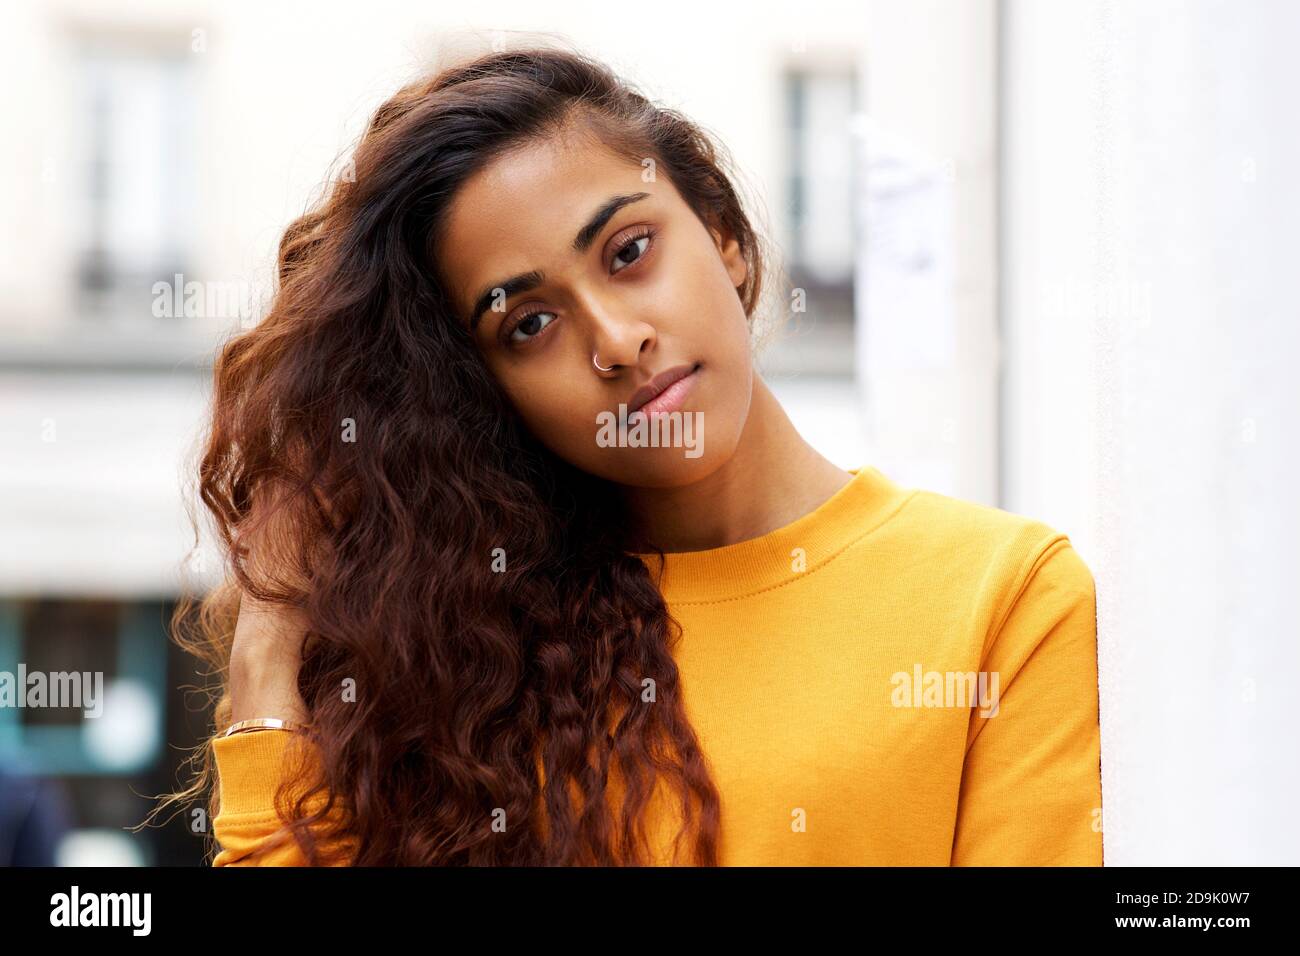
222, 717, 311, 738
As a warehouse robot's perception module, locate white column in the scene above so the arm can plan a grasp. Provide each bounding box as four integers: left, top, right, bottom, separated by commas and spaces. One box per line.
857, 0, 1000, 505
1003, 0, 1300, 865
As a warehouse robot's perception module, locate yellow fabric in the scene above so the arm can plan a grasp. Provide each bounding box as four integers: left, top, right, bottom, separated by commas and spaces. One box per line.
211, 465, 1103, 866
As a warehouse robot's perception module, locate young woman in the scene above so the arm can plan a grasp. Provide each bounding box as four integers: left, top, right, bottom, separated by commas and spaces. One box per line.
165, 45, 1103, 866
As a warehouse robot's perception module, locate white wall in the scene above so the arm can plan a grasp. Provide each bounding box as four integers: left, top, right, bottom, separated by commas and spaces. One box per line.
1003, 0, 1300, 865
856, 0, 1000, 505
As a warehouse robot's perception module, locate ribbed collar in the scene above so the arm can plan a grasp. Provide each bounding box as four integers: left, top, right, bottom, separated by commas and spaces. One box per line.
632, 465, 914, 605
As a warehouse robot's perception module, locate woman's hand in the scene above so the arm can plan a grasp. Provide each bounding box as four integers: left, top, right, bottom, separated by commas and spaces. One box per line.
228, 479, 319, 726
229, 591, 312, 725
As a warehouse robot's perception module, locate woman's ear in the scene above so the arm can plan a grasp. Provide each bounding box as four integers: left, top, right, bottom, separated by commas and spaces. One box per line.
710, 225, 749, 290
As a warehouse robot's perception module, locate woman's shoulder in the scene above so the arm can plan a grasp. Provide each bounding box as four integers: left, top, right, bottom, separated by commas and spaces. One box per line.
877, 479, 1094, 598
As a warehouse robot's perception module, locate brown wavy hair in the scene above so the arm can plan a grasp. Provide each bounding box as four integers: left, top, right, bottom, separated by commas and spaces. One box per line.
156, 42, 774, 865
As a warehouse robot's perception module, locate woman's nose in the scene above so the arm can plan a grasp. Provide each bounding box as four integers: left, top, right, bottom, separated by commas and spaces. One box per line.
578, 293, 656, 369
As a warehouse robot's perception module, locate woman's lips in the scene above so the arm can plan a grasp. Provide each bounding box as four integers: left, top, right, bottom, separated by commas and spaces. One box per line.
631, 363, 700, 418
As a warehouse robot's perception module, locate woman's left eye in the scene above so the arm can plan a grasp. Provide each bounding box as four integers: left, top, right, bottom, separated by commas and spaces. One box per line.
610, 234, 651, 274
500, 232, 655, 350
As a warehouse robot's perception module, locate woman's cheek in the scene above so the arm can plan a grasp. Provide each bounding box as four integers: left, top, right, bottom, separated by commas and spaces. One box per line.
534, 395, 608, 465
643, 266, 689, 315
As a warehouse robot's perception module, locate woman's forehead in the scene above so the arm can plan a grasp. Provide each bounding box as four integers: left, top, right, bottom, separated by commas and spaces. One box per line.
450, 135, 646, 240
440, 138, 666, 320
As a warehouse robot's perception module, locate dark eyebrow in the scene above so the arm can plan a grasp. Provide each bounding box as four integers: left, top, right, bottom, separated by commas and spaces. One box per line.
466, 191, 651, 332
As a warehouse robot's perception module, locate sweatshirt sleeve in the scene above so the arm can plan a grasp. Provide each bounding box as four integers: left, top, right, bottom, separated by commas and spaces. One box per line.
950, 535, 1104, 866
211, 730, 356, 866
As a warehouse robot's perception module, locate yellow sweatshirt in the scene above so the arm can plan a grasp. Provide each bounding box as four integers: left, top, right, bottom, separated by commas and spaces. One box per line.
211, 465, 1103, 866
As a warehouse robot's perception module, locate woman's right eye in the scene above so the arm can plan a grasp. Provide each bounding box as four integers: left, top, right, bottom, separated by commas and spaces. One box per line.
506, 310, 558, 345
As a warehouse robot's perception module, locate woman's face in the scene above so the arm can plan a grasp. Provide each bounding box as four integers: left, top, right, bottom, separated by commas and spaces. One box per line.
436, 130, 754, 488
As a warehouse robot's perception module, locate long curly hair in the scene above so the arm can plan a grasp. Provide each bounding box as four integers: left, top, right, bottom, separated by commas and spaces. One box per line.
157, 42, 776, 865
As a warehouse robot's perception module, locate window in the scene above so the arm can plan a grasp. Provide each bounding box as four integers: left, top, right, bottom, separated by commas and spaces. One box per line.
71, 45, 198, 322
0, 598, 165, 775
786, 68, 859, 289
769, 65, 861, 377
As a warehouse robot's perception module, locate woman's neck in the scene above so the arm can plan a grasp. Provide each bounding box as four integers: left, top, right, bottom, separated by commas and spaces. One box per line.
622, 374, 853, 554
